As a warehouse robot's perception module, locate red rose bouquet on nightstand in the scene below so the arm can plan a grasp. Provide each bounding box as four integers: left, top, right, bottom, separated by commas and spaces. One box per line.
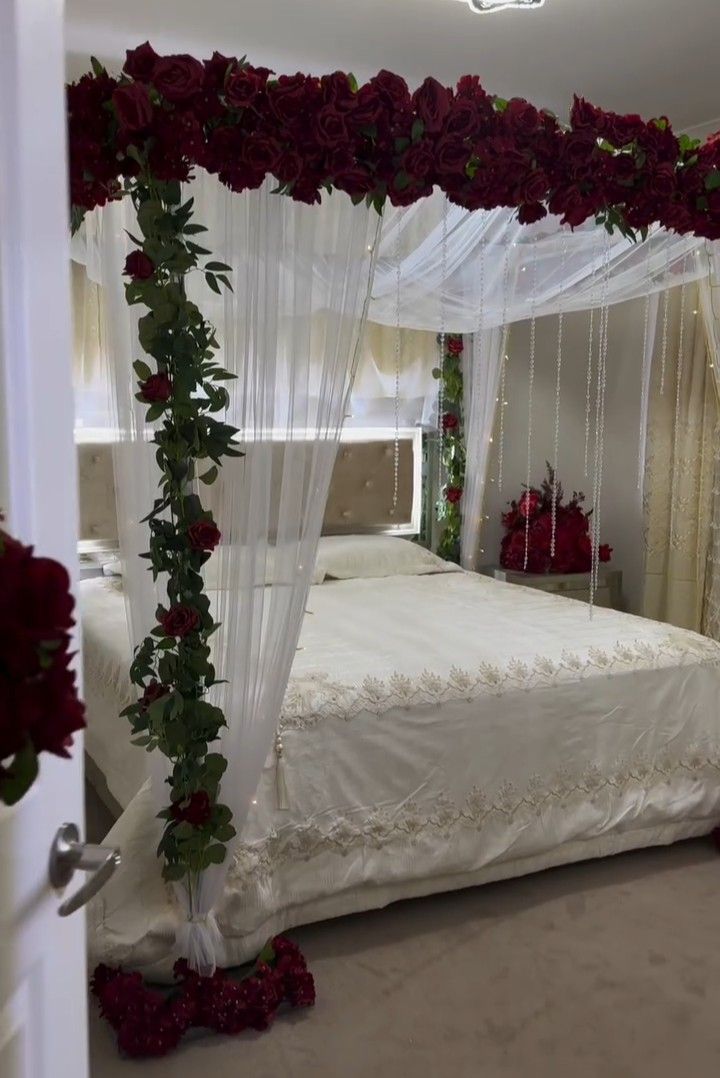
500, 464, 612, 574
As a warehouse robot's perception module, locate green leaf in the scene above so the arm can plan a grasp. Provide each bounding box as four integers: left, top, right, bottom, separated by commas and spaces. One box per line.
90, 56, 107, 77
0, 741, 38, 806
204, 844, 226, 866
411, 118, 425, 143
705, 169, 720, 192
133, 359, 152, 381
162, 863, 187, 882
204, 261, 232, 272
199, 465, 218, 485
205, 273, 222, 295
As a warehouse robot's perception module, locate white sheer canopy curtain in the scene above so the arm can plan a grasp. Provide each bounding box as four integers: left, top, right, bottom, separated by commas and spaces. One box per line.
82, 176, 378, 972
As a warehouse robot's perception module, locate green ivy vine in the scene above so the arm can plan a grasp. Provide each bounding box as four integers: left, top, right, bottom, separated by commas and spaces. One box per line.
432, 333, 466, 564
115, 168, 241, 892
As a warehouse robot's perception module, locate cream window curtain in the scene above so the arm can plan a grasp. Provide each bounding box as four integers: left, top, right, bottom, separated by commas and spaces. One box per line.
642, 284, 716, 631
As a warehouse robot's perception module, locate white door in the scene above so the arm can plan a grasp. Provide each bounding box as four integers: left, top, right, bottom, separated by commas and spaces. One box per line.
0, 2, 111, 1075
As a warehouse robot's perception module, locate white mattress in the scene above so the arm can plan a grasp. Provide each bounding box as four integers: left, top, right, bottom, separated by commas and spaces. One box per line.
81, 572, 720, 979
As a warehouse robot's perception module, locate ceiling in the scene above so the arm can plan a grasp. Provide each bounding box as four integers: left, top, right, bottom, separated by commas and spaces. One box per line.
66, 0, 720, 133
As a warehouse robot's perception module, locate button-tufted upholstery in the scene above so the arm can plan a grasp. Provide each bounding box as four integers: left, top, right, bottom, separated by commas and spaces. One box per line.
77, 438, 416, 546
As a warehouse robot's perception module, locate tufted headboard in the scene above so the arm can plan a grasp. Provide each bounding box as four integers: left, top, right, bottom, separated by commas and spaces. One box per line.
77, 431, 421, 549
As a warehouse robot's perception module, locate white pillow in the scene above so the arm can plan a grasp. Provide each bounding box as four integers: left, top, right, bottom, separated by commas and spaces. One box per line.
315, 534, 462, 580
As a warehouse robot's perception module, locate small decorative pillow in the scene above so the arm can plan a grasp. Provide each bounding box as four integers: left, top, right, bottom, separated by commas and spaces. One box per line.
315, 534, 462, 580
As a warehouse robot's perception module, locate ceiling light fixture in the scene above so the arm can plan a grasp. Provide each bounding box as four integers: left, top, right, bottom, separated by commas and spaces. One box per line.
466, 0, 545, 12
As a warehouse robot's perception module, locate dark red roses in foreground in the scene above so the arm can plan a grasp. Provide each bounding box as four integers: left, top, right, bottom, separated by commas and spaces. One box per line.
500, 464, 612, 575
187, 520, 222, 551
92, 936, 315, 1059
0, 530, 85, 805
124, 251, 155, 280
160, 605, 201, 639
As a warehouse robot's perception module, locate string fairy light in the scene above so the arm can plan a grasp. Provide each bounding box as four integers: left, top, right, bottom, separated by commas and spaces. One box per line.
583, 307, 595, 479
523, 237, 538, 571
392, 209, 404, 514
589, 233, 612, 614
497, 240, 512, 490
659, 246, 671, 395
550, 235, 568, 559
670, 268, 689, 546
437, 197, 449, 497
637, 235, 654, 491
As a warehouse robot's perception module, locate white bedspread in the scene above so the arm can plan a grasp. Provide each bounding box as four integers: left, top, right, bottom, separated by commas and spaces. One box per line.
81, 572, 720, 978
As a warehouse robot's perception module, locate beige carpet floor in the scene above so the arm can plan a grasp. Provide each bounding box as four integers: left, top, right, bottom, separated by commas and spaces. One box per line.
89, 837, 720, 1078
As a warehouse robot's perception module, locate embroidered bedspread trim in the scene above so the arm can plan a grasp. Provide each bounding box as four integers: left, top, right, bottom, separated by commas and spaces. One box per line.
280, 633, 720, 731
229, 743, 720, 888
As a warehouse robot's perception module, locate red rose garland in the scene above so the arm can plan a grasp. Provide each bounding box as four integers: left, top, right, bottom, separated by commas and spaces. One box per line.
0, 528, 86, 804
68, 45, 720, 241
92, 936, 314, 1059
500, 464, 612, 574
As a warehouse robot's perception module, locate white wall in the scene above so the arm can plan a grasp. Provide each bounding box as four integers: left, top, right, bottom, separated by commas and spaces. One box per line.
481, 298, 649, 614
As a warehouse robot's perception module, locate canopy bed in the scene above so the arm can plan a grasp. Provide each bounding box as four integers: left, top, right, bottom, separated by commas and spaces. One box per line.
66, 46, 720, 1051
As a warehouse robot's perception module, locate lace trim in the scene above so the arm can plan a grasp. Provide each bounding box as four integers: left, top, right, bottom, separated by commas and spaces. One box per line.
229, 744, 720, 889
279, 632, 720, 731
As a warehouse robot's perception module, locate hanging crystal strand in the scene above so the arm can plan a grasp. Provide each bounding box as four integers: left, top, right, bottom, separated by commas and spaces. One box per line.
523, 238, 538, 571
437, 197, 449, 497
590, 235, 611, 615
550, 236, 568, 559
497, 326, 510, 490
669, 269, 689, 546
583, 307, 595, 479
637, 236, 654, 491
497, 241, 512, 489
659, 246, 671, 395
392, 211, 403, 513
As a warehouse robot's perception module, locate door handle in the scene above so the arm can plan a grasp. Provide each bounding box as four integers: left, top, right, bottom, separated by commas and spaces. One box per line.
49, 822, 121, 917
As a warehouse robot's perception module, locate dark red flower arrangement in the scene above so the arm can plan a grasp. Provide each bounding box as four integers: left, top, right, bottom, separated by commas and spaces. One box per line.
67, 44, 720, 241
91, 936, 314, 1058
0, 528, 85, 804
500, 464, 612, 575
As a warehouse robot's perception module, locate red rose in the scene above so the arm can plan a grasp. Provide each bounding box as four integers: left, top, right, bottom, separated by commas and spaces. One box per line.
519, 491, 541, 519
282, 966, 316, 1008
225, 69, 262, 109
139, 680, 167, 712
112, 83, 154, 133
139, 373, 172, 403
124, 251, 155, 280
518, 202, 547, 225
320, 72, 357, 113
331, 165, 373, 198
447, 336, 464, 355
160, 605, 200, 639
442, 412, 459, 432
412, 77, 452, 135
152, 54, 205, 103
446, 486, 463, 504
561, 131, 597, 174
267, 74, 310, 124
123, 42, 159, 82
435, 137, 469, 176
203, 51, 235, 91
187, 520, 221, 551
403, 141, 434, 180
504, 98, 540, 135
647, 163, 677, 200
445, 99, 480, 140
352, 85, 383, 127
171, 790, 212, 827
369, 70, 411, 112
274, 151, 304, 184
521, 170, 548, 204
456, 75, 490, 107
314, 106, 348, 149
242, 134, 282, 173
570, 95, 604, 132
599, 543, 612, 563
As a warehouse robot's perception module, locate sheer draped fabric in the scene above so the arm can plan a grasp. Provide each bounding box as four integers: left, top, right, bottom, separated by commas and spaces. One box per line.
80, 176, 378, 971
